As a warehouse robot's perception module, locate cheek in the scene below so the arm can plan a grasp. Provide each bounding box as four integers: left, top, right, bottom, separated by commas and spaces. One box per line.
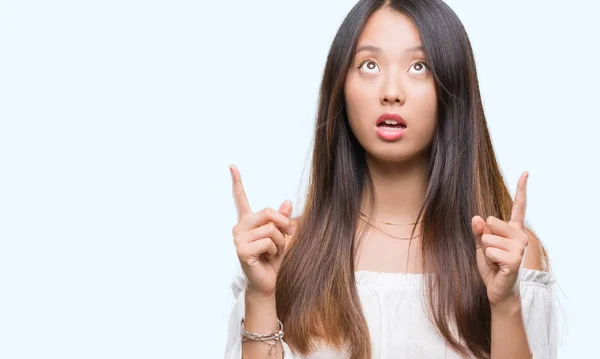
345, 83, 365, 118
344, 77, 377, 128
411, 86, 438, 135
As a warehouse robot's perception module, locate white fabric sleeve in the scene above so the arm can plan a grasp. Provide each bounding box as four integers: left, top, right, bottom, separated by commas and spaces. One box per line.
518, 268, 558, 359
224, 271, 295, 359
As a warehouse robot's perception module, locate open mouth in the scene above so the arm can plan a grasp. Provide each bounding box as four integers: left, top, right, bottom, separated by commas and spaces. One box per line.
375, 118, 407, 141
376, 120, 407, 129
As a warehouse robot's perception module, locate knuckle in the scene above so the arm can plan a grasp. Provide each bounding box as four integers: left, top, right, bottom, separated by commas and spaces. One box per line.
241, 255, 254, 265
482, 234, 494, 246
236, 231, 250, 245
263, 208, 274, 217
233, 234, 243, 246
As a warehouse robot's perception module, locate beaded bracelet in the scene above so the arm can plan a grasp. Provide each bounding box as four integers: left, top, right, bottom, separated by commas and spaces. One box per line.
240, 318, 285, 355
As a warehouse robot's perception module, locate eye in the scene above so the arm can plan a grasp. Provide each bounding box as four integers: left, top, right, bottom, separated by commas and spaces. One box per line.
357, 60, 380, 74
409, 61, 429, 74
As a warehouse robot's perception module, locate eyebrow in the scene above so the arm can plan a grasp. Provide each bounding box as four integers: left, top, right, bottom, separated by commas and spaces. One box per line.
355, 44, 424, 54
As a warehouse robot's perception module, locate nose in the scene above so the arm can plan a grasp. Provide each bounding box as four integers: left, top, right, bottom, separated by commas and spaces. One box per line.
380, 74, 405, 106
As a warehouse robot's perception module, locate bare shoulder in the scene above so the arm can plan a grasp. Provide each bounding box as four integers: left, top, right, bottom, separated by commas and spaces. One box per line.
523, 226, 550, 272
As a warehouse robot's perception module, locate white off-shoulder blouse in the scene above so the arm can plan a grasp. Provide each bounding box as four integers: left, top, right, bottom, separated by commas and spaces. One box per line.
224, 267, 557, 359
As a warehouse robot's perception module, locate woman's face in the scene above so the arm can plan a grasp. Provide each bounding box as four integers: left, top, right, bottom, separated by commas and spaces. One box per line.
344, 7, 438, 163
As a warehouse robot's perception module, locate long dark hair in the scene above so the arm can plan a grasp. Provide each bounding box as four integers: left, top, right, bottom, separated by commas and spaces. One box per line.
276, 1, 521, 358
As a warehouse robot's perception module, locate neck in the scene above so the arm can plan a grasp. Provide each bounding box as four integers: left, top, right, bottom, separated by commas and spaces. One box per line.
361, 152, 429, 224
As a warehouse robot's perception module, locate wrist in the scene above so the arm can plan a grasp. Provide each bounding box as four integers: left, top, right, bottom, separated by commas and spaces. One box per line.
490, 293, 523, 316
246, 287, 277, 302
244, 287, 279, 335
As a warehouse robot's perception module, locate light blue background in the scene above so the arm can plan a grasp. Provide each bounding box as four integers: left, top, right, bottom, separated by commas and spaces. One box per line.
1, 0, 597, 358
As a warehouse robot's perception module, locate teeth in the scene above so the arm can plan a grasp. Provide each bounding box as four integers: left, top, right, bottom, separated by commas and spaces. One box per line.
383, 119, 399, 125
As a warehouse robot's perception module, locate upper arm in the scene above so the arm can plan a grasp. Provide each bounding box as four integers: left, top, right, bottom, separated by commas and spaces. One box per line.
523, 226, 550, 271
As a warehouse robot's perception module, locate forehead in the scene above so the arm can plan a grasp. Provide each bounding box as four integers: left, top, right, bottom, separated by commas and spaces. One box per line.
357, 7, 423, 54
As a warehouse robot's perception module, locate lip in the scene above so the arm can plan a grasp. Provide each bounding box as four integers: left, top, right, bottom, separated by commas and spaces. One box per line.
376, 113, 407, 126
375, 125, 407, 141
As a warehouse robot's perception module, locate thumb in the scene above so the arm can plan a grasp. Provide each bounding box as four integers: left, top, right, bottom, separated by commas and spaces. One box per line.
278, 200, 294, 235
278, 200, 293, 218
471, 215, 485, 248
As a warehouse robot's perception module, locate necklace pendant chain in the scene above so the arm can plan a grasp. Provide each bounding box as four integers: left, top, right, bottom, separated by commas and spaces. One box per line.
358, 216, 422, 240
359, 211, 421, 226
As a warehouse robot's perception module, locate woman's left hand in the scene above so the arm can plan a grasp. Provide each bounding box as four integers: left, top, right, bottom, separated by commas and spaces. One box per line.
472, 171, 530, 308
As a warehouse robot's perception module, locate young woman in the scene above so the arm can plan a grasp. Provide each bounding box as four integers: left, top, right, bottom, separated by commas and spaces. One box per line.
225, 0, 557, 358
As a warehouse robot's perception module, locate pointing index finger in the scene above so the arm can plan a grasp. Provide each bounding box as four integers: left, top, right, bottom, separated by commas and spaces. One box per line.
229, 165, 252, 220
509, 171, 529, 230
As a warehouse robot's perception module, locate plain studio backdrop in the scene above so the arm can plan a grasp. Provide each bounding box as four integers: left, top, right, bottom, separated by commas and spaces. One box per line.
0, 0, 598, 358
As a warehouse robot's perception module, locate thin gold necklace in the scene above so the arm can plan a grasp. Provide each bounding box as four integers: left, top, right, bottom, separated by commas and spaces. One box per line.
358, 216, 422, 240
359, 211, 422, 226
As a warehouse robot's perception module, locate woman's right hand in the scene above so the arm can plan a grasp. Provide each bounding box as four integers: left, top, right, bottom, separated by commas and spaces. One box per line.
229, 165, 294, 298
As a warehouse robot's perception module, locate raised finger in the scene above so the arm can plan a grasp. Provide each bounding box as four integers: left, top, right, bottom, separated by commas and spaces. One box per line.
229, 165, 252, 220
509, 171, 528, 230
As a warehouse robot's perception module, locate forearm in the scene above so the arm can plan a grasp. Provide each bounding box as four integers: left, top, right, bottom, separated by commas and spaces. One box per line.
242, 290, 283, 359
490, 296, 532, 359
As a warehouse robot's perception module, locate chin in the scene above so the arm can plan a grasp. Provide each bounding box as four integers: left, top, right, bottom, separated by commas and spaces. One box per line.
366, 148, 414, 163
365, 143, 429, 164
